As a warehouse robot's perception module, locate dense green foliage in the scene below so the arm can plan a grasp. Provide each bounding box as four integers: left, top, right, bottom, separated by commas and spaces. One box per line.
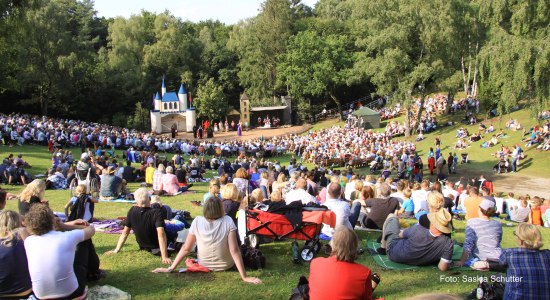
0, 0, 548, 127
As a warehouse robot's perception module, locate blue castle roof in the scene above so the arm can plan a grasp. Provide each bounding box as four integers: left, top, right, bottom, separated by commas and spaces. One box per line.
162, 76, 166, 88
178, 84, 186, 94
155, 92, 161, 100
162, 92, 179, 102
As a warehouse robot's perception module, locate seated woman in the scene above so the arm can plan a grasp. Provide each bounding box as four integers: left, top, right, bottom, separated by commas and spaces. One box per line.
456, 200, 502, 268
18, 179, 48, 216
152, 197, 261, 284
0, 210, 32, 299
498, 223, 550, 300
309, 227, 380, 299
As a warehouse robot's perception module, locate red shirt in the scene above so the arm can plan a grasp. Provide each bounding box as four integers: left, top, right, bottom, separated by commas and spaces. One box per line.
309, 256, 373, 300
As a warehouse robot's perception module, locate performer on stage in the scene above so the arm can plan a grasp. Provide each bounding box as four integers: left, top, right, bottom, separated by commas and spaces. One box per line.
237, 121, 242, 136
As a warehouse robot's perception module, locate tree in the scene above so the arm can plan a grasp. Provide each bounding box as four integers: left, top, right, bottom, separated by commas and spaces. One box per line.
351, 0, 468, 136
195, 78, 228, 121
15, 0, 100, 115
476, 0, 550, 116
278, 30, 353, 121
228, 0, 294, 104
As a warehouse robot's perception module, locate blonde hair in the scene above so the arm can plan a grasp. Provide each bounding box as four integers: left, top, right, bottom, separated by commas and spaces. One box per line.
209, 178, 220, 187
235, 168, 248, 179
354, 180, 364, 191
261, 172, 268, 179
19, 179, 46, 203
270, 190, 283, 202
203, 196, 224, 220
0, 210, 22, 246
277, 173, 287, 183
331, 226, 359, 262
150, 195, 161, 204
221, 183, 240, 202
157, 164, 165, 172
250, 188, 264, 204
427, 191, 444, 211
516, 223, 543, 250
75, 184, 87, 197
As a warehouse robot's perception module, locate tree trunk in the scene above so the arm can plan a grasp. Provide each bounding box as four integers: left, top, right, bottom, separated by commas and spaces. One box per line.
415, 94, 425, 128
461, 55, 468, 95
446, 90, 454, 114
39, 85, 48, 116
329, 92, 343, 121
405, 106, 412, 137
471, 42, 479, 97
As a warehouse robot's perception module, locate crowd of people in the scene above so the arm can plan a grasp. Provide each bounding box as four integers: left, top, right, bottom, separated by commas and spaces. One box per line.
1, 102, 549, 299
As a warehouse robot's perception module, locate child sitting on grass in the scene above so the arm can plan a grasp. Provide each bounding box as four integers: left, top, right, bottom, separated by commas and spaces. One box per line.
150, 195, 187, 243
529, 197, 543, 226
64, 184, 98, 222
397, 189, 414, 218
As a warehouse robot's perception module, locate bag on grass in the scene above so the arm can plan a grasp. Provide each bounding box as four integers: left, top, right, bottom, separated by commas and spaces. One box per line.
240, 244, 266, 270
289, 276, 309, 300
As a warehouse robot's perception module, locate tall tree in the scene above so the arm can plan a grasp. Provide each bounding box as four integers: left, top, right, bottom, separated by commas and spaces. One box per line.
476, 0, 550, 116
351, 0, 468, 136
278, 30, 353, 121
195, 78, 228, 121
228, 0, 294, 104
16, 0, 99, 115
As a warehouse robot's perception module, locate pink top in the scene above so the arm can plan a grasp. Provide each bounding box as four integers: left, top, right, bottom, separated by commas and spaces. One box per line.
161, 173, 180, 195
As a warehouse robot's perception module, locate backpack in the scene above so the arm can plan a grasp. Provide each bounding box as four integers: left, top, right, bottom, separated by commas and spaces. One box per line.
240, 241, 266, 270
68, 194, 94, 222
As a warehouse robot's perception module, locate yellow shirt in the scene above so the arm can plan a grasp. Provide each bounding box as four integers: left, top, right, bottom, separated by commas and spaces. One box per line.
145, 167, 155, 184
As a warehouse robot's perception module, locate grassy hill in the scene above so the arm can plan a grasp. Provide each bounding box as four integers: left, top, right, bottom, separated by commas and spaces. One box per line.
1, 106, 549, 299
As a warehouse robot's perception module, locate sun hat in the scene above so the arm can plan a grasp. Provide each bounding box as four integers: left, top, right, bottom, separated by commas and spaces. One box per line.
427, 208, 452, 234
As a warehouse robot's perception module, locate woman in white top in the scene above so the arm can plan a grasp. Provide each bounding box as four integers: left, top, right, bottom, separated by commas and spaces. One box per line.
152, 197, 261, 284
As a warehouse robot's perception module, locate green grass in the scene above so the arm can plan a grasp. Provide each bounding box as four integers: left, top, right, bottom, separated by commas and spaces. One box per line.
1, 107, 549, 299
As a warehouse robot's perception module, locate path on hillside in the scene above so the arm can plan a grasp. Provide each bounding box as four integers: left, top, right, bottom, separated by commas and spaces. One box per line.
491, 174, 550, 198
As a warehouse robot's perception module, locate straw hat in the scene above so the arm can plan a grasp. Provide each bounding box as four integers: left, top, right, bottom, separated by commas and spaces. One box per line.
427, 209, 452, 234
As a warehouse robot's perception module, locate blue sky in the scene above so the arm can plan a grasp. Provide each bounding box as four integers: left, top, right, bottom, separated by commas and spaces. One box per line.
93, 0, 319, 24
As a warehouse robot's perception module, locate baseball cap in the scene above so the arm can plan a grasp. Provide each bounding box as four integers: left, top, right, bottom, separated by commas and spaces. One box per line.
479, 199, 496, 211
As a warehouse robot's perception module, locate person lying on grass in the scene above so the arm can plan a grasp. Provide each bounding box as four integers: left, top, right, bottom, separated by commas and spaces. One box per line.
152, 196, 262, 284
379, 208, 454, 271
105, 188, 172, 265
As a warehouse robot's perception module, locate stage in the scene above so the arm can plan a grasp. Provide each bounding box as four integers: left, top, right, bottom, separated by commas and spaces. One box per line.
167, 124, 312, 142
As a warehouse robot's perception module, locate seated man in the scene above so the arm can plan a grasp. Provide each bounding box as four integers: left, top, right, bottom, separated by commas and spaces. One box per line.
284, 178, 316, 205
99, 166, 123, 200
320, 183, 353, 240
46, 167, 67, 190
380, 209, 453, 271
106, 188, 171, 264
363, 183, 400, 230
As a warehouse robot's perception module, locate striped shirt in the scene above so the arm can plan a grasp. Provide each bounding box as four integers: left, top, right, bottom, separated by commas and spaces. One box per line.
463, 218, 502, 261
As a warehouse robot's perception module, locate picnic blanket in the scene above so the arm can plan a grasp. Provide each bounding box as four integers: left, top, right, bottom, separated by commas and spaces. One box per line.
365, 240, 471, 271
91, 220, 130, 234
99, 198, 136, 203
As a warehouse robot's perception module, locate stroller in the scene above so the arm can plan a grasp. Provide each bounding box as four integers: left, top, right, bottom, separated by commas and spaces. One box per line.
461, 153, 469, 163
493, 159, 510, 174
68, 166, 99, 198
246, 209, 335, 263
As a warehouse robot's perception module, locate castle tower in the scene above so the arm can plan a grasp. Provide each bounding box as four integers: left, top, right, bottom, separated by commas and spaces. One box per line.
155, 92, 162, 112
178, 84, 187, 111
161, 76, 166, 97
240, 92, 250, 128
